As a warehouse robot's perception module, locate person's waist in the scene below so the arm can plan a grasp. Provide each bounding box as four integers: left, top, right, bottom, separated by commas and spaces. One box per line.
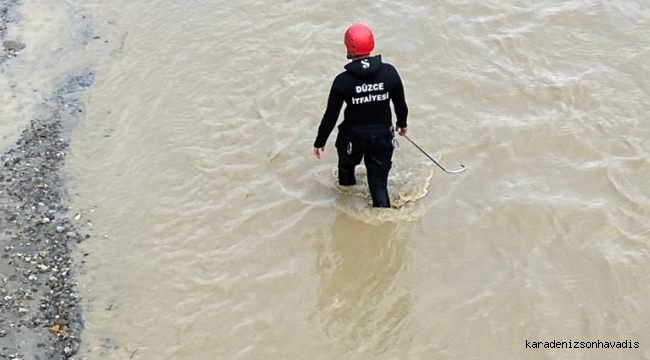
339, 121, 391, 132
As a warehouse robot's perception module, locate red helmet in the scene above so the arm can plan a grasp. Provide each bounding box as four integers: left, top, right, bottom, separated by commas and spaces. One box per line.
344, 23, 374, 57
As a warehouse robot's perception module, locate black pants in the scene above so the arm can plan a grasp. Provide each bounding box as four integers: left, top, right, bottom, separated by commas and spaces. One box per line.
335, 125, 394, 208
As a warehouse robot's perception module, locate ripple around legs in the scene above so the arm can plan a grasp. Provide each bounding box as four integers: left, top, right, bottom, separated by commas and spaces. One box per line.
326, 163, 434, 225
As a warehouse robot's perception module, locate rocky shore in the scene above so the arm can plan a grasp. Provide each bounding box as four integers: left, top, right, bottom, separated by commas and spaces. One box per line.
1, 1, 94, 359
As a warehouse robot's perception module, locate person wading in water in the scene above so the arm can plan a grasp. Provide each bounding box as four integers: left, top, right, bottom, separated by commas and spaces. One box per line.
313, 23, 409, 208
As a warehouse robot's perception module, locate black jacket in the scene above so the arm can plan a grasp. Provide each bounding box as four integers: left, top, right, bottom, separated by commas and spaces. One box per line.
313, 55, 409, 148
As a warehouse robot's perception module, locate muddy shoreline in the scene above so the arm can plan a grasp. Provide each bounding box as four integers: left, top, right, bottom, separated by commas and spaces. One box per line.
1, 1, 94, 359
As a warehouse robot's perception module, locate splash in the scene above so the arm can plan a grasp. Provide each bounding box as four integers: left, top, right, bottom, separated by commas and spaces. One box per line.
328, 163, 433, 224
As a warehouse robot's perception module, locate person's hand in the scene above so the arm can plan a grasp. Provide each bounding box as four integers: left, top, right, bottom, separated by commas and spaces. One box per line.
397, 127, 408, 136
313, 147, 325, 159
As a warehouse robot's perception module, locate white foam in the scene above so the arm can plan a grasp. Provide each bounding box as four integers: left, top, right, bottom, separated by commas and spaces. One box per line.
328, 163, 433, 224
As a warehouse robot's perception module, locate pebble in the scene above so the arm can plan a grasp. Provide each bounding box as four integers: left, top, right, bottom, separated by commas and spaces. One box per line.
3, 39, 26, 52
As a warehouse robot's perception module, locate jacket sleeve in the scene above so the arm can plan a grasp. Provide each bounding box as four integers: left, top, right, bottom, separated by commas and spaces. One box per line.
391, 70, 408, 128
313, 79, 344, 148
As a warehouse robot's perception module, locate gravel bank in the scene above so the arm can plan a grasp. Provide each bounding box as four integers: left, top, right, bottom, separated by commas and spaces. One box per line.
1, 21, 94, 357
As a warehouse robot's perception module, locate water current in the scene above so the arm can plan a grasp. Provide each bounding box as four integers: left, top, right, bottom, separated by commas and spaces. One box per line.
2, 0, 649, 359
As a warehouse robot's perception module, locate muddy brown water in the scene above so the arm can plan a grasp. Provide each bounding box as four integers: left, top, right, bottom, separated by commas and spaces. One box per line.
3, 0, 649, 359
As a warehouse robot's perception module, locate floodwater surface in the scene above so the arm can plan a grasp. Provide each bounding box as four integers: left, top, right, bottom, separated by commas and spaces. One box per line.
18, 0, 647, 359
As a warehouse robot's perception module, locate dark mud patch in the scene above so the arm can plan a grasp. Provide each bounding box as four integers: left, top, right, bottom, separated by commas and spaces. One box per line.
0, 70, 94, 359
